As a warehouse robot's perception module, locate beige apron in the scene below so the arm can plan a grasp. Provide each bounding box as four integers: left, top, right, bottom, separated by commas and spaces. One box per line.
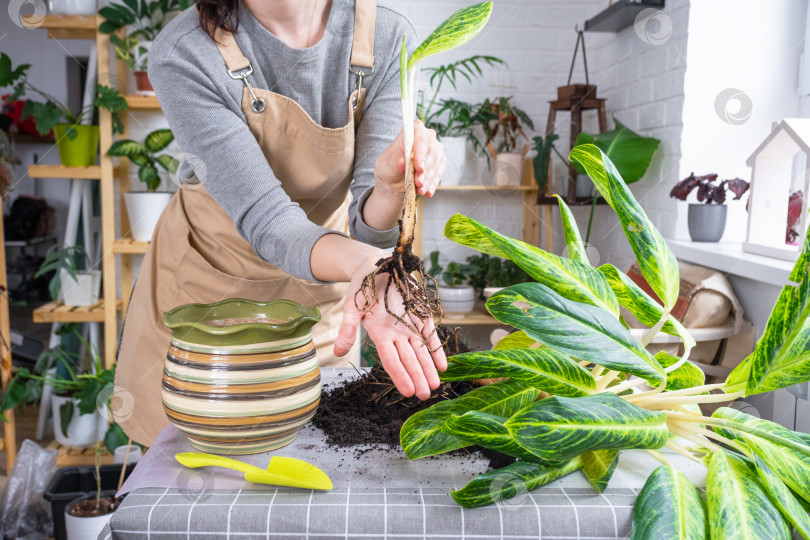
115, 0, 377, 446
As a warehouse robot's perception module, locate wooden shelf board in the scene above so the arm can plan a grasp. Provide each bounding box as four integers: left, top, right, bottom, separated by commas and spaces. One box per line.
22, 14, 97, 39
113, 238, 150, 254
33, 299, 121, 323
537, 195, 609, 206
46, 441, 114, 467
9, 133, 55, 145
124, 94, 161, 110
441, 308, 504, 325
28, 164, 113, 180
436, 185, 538, 192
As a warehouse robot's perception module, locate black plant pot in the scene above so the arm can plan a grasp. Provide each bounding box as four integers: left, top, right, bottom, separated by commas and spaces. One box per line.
688, 203, 727, 242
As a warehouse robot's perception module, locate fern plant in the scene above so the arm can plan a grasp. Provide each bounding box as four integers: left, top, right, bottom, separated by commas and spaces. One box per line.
400, 144, 810, 539
107, 128, 178, 192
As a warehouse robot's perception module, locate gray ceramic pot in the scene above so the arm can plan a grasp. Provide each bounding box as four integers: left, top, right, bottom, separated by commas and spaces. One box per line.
688, 203, 727, 242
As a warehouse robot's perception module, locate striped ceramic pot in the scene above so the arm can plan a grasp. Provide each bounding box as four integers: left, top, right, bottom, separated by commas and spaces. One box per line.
162, 298, 322, 455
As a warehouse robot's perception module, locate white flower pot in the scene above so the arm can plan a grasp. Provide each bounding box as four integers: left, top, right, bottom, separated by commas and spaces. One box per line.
439, 285, 475, 317
440, 136, 466, 187
64, 494, 116, 540
493, 153, 524, 187
113, 444, 142, 464
60, 269, 101, 307
50, 0, 96, 15
51, 395, 108, 449
483, 286, 505, 300
124, 191, 173, 241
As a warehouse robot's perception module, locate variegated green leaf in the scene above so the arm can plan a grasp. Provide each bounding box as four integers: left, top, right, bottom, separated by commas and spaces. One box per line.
450, 457, 583, 508
144, 128, 174, 153
505, 393, 669, 464
752, 454, 810, 539
445, 214, 620, 316
444, 411, 539, 461
493, 330, 538, 350
727, 233, 810, 395
581, 449, 619, 493
557, 196, 588, 265
569, 144, 679, 310
707, 451, 790, 540
408, 2, 493, 69
631, 465, 707, 540
654, 351, 705, 391
711, 407, 810, 505
400, 379, 539, 460
599, 264, 696, 349
487, 283, 665, 383
439, 348, 595, 397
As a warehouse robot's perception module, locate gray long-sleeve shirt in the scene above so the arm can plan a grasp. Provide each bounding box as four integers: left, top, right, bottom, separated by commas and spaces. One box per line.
148, 1, 415, 282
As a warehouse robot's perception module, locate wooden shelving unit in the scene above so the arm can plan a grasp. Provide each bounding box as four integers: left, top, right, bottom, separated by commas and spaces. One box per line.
46, 440, 114, 466
32, 300, 119, 323
21, 14, 97, 39
112, 238, 150, 254
443, 308, 504, 326
28, 164, 105, 179
124, 94, 161, 110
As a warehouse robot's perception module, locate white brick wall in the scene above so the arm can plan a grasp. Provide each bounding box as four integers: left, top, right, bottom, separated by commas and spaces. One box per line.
405, 0, 692, 274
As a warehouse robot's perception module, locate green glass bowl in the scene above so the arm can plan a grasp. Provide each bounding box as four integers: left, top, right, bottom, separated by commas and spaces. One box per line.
163, 298, 321, 348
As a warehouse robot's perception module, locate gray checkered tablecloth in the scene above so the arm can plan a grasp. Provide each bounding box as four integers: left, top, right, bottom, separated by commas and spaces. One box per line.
99, 370, 707, 540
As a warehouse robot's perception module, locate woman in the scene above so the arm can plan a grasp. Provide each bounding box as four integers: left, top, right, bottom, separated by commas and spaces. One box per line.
114, 0, 448, 446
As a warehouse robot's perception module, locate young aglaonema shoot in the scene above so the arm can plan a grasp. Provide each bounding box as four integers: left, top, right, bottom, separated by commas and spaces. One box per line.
355, 2, 494, 338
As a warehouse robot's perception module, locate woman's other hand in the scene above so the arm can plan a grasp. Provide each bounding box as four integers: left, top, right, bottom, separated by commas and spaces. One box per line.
374, 120, 447, 198
334, 253, 447, 400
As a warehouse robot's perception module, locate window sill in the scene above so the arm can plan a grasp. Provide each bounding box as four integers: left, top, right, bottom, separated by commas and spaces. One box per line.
667, 240, 794, 285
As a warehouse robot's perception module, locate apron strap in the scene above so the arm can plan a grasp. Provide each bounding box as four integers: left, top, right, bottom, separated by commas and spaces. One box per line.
213, 28, 251, 73
350, 0, 376, 72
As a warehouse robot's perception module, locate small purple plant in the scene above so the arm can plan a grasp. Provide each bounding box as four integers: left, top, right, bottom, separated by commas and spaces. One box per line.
670, 172, 750, 204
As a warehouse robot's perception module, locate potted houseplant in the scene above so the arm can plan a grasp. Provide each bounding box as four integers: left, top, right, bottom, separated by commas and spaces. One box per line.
478, 97, 534, 187
0, 53, 128, 166
0, 131, 19, 196
50, 0, 97, 16
63, 446, 124, 540
0, 328, 114, 448
399, 146, 810, 540
107, 128, 177, 241
670, 172, 750, 242
99, 0, 191, 94
465, 253, 530, 300
428, 251, 475, 316
419, 55, 506, 186
34, 245, 101, 307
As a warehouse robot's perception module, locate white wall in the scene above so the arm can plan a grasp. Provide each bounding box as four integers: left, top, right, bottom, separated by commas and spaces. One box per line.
678, 0, 806, 243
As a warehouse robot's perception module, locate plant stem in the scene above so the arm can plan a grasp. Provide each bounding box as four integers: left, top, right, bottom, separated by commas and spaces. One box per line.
665, 412, 810, 459
594, 370, 620, 392
689, 425, 751, 457
607, 376, 650, 395
632, 391, 743, 410
585, 192, 598, 244
664, 440, 701, 463
591, 365, 605, 379
396, 66, 418, 251
644, 449, 673, 467
667, 422, 722, 454
641, 310, 669, 347
643, 383, 727, 399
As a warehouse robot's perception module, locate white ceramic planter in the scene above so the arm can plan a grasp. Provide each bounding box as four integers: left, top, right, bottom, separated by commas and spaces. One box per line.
439, 285, 475, 317
60, 269, 101, 307
64, 495, 116, 540
51, 395, 107, 448
440, 136, 466, 187
575, 174, 595, 199
124, 191, 173, 241
493, 153, 523, 187
113, 444, 143, 464
51, 0, 96, 15
483, 286, 505, 300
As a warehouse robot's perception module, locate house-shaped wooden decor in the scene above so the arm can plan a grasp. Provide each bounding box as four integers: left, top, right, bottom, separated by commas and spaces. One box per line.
744, 118, 810, 261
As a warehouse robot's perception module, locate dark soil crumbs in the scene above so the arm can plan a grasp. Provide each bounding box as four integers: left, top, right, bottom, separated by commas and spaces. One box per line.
312, 325, 516, 469
69, 496, 122, 517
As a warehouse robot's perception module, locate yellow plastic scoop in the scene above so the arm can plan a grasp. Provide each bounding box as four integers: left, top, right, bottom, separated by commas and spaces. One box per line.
175, 452, 333, 491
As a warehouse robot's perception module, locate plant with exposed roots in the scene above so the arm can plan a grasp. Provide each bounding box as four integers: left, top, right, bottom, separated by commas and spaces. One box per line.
355, 2, 493, 337
399, 145, 810, 539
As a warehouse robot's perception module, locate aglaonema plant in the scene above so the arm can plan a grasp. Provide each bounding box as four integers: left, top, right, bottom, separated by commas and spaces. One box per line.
356, 2, 493, 334
399, 143, 810, 539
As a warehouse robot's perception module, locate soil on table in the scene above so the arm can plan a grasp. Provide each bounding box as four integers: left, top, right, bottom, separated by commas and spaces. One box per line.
312, 324, 516, 470
68, 496, 123, 517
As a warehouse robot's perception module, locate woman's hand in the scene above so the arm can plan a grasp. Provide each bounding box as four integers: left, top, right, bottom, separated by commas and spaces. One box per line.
374, 120, 448, 198
334, 253, 447, 400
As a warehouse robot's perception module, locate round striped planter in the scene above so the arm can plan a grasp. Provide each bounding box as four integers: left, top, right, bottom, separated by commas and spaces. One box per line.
162, 299, 322, 455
